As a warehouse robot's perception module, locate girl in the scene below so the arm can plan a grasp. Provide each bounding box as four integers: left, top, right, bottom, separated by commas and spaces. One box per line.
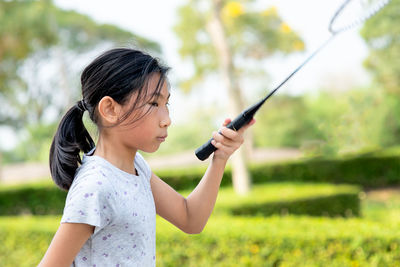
39, 48, 255, 267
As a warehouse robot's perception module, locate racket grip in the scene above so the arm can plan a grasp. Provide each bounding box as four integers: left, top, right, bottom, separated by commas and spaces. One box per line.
195, 113, 253, 161
195, 138, 217, 161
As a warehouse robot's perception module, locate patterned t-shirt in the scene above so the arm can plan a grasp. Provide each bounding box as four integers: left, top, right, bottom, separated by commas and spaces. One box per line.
61, 152, 156, 267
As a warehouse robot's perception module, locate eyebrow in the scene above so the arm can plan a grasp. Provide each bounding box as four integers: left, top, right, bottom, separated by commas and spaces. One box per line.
152, 92, 171, 100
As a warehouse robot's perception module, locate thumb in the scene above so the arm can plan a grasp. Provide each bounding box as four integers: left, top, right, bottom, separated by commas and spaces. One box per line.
222, 118, 232, 127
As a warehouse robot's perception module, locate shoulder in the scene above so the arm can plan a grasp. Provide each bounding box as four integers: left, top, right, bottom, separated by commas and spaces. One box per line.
68, 157, 116, 197
135, 152, 152, 181
62, 158, 117, 228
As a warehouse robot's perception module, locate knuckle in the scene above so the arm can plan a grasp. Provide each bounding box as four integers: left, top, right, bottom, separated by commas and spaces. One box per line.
214, 134, 223, 142
212, 131, 220, 139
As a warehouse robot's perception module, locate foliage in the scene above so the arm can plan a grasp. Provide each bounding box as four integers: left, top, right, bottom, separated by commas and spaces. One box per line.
1, 215, 400, 266
2, 122, 57, 163
361, 0, 400, 94
0, 181, 66, 216
249, 153, 400, 188
0, 181, 360, 217
253, 86, 390, 156
0, 0, 162, 160
253, 95, 323, 148
360, 0, 400, 146
0, 0, 160, 128
212, 183, 360, 217
153, 151, 400, 190
174, 0, 304, 92
0, 215, 58, 266
156, 215, 400, 267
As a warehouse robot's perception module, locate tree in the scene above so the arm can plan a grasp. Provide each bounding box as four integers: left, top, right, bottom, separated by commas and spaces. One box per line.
0, 0, 161, 162
174, 0, 304, 194
360, 0, 400, 146
0, 0, 161, 128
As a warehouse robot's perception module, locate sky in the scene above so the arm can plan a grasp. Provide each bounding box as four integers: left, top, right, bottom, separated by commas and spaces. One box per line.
0, 0, 373, 150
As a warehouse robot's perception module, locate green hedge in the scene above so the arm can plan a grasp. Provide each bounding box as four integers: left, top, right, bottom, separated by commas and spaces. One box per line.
155, 154, 400, 190
229, 193, 359, 217
0, 182, 360, 218
212, 183, 361, 217
1, 215, 399, 266
0, 182, 66, 216
250, 155, 400, 188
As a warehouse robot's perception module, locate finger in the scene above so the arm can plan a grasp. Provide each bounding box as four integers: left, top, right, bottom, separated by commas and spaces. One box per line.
222, 118, 231, 127
216, 130, 243, 149
212, 131, 237, 146
219, 127, 243, 141
218, 127, 235, 139
211, 139, 221, 149
211, 139, 236, 156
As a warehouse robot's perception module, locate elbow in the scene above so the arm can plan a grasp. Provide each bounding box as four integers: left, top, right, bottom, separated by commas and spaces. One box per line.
183, 228, 203, 235
181, 199, 206, 234
181, 224, 205, 235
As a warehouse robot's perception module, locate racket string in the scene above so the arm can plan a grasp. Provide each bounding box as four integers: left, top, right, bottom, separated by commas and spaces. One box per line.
329, 0, 391, 34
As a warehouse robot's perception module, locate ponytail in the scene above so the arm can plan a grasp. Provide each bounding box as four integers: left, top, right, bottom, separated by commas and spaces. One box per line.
49, 101, 95, 191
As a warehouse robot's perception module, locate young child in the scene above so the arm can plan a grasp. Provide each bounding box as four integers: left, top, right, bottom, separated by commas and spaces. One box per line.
39, 48, 255, 267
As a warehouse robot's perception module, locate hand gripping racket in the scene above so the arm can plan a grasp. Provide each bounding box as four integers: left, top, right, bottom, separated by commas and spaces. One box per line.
195, 0, 391, 161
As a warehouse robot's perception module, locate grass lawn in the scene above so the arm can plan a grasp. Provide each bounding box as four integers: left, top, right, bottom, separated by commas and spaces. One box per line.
0, 182, 399, 266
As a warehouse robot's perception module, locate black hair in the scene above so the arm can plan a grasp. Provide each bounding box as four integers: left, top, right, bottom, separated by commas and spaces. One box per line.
50, 48, 170, 191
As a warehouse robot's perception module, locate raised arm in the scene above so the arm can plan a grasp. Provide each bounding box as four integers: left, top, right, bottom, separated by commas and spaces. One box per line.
151, 118, 255, 234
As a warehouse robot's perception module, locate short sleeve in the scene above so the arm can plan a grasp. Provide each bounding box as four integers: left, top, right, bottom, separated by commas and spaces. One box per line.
61, 171, 115, 232
135, 152, 152, 181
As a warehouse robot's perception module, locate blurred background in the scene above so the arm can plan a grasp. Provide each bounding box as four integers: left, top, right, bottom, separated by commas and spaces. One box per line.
0, 0, 399, 266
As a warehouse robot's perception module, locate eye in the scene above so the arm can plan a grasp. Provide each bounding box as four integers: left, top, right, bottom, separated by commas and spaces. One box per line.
149, 102, 159, 107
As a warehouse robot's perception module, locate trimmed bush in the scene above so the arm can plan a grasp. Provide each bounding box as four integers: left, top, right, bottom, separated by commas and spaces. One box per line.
0, 216, 57, 266
155, 154, 400, 190
229, 193, 359, 217
156, 216, 400, 266
249, 155, 400, 188
0, 215, 399, 266
212, 183, 361, 217
0, 182, 66, 216
0, 182, 359, 217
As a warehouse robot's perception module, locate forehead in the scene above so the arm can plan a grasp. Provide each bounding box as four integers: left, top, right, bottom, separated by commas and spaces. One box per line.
127, 74, 169, 106
146, 74, 170, 98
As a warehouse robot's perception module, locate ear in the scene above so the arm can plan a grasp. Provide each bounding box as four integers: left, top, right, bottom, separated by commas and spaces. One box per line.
97, 96, 122, 125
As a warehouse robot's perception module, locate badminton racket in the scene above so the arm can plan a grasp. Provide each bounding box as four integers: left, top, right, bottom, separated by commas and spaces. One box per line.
195, 0, 391, 161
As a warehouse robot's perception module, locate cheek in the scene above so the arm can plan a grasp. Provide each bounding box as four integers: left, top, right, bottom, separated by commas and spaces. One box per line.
131, 118, 156, 139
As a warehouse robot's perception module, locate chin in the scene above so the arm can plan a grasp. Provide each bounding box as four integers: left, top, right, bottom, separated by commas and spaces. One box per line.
141, 145, 160, 153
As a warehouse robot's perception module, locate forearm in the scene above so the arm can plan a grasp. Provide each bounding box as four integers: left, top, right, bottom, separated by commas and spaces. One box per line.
185, 156, 227, 233
152, 118, 255, 234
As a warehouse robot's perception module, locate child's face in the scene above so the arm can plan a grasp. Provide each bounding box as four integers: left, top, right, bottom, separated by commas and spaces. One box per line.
116, 74, 171, 153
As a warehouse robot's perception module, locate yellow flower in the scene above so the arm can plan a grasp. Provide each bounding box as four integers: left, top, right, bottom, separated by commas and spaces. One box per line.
249, 244, 260, 254
223, 1, 244, 18
280, 22, 291, 33
293, 40, 304, 51
262, 6, 277, 16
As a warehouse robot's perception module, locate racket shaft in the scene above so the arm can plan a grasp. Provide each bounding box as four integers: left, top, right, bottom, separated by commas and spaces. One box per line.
195, 112, 252, 160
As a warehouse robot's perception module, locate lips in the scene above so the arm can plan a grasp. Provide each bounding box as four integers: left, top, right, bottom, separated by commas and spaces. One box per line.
157, 135, 167, 142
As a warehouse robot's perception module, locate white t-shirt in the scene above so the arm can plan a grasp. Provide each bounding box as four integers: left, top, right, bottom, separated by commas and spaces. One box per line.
61, 152, 156, 267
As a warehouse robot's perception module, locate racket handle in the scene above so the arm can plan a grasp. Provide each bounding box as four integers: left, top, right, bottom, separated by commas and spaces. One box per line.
195, 112, 253, 161
195, 138, 217, 161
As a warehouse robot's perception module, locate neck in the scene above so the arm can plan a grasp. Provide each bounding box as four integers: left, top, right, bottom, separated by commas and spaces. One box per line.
94, 134, 137, 175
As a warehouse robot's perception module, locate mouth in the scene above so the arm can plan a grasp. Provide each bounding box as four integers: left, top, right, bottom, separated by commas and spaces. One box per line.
157, 135, 168, 142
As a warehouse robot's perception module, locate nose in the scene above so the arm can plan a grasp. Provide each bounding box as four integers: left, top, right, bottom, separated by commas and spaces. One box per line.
160, 108, 171, 128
